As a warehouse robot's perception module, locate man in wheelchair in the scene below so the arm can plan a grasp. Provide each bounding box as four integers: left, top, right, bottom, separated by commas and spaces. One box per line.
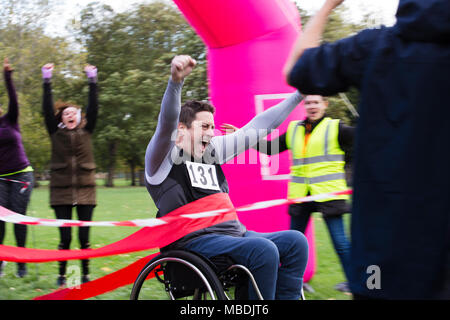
144, 55, 308, 300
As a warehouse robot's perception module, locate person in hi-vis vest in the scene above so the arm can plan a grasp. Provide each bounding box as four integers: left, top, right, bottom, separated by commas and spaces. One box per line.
221, 94, 354, 293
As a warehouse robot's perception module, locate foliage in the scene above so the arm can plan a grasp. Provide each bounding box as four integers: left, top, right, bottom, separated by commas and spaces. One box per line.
71, 1, 207, 186
0, 0, 86, 177
0, 0, 380, 183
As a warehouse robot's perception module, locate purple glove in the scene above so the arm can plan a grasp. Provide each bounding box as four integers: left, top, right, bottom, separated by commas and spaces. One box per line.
41, 64, 53, 79
85, 65, 97, 79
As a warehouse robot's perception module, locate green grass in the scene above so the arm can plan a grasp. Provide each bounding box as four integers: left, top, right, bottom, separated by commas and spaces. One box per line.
0, 179, 352, 300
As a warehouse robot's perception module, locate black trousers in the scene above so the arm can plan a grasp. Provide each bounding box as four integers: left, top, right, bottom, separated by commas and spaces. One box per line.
53, 205, 94, 276
0, 172, 33, 270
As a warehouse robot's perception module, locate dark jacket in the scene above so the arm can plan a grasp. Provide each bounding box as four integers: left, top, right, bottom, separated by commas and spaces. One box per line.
49, 127, 97, 206
0, 70, 30, 175
288, 0, 450, 299
43, 81, 98, 206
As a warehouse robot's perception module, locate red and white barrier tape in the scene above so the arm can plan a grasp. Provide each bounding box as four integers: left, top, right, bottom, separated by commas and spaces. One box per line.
0, 177, 30, 193
0, 189, 352, 228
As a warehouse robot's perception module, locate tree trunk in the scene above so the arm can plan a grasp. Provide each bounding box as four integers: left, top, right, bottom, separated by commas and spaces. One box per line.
105, 141, 117, 187
129, 160, 136, 186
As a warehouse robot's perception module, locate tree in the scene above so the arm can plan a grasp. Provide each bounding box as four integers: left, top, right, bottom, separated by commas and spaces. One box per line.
71, 1, 207, 186
0, 0, 86, 180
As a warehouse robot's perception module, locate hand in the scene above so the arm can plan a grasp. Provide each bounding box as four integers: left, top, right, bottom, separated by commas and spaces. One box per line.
84, 64, 97, 79
4, 58, 13, 72
42, 63, 54, 79
220, 123, 239, 135
171, 55, 196, 83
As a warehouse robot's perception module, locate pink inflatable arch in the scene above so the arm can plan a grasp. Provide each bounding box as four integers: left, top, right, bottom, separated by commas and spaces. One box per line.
173, 0, 316, 283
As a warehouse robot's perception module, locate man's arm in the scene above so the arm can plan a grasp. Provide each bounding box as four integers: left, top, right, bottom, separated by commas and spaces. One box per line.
283, 0, 344, 81
285, 4, 379, 96
338, 122, 355, 153
211, 91, 303, 164
145, 56, 196, 180
220, 124, 288, 155
256, 133, 288, 156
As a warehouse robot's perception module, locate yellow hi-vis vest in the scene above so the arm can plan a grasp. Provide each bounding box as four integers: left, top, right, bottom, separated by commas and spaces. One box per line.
286, 117, 349, 202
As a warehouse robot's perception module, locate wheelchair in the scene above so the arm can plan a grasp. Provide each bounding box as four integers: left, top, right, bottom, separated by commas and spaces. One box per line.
130, 249, 306, 300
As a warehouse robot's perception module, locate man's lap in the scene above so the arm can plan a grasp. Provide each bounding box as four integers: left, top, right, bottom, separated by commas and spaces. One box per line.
183, 230, 306, 265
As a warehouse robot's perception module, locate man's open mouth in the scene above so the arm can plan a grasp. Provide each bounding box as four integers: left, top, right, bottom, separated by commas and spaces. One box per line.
200, 138, 211, 151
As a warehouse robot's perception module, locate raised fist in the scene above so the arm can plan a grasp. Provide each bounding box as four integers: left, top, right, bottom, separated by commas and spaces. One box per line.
42, 63, 54, 79
171, 55, 196, 83
4, 58, 13, 72
84, 64, 97, 79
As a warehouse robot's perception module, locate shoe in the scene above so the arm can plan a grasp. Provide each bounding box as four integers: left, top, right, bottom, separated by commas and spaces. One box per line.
334, 281, 351, 293
0, 261, 6, 278
81, 275, 90, 284
16, 263, 27, 278
57, 275, 67, 287
302, 282, 315, 293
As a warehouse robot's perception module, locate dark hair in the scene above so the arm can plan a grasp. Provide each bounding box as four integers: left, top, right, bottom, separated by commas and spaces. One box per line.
53, 100, 86, 128
179, 100, 215, 128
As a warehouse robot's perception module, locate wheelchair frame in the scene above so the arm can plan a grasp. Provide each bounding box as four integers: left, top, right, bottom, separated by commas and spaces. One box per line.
130, 250, 305, 300
130, 250, 264, 300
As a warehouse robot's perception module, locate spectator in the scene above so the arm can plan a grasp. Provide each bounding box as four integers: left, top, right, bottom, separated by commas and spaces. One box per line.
0, 58, 34, 278
41, 63, 99, 287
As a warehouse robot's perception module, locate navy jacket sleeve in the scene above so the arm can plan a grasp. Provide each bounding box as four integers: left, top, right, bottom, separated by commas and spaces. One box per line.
288, 28, 381, 96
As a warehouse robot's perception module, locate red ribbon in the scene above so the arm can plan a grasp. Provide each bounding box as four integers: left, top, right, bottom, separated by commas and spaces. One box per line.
1, 190, 353, 300
0, 193, 236, 263
22, 193, 237, 300
34, 253, 160, 300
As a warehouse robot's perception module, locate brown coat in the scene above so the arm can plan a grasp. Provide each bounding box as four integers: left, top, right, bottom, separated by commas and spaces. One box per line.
49, 127, 96, 206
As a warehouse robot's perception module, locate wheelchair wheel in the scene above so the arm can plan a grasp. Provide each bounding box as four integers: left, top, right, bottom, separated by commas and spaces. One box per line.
130, 250, 228, 300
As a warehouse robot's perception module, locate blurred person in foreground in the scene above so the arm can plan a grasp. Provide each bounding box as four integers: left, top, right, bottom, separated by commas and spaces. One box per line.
284, 0, 450, 299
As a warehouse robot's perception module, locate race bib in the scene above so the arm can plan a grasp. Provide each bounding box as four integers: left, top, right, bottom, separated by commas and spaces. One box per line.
186, 161, 221, 191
